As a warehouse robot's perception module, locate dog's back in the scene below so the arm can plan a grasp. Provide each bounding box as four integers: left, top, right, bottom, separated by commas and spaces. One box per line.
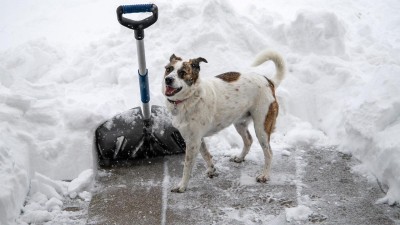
200, 51, 285, 137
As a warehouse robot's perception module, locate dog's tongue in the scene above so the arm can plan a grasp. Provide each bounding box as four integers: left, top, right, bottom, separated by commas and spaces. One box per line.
165, 86, 176, 96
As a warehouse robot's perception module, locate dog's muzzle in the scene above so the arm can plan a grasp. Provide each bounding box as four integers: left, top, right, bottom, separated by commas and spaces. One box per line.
165, 86, 182, 96
164, 77, 182, 96
165, 77, 174, 86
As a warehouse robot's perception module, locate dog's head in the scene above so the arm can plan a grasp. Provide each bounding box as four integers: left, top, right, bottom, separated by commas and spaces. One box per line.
162, 54, 207, 99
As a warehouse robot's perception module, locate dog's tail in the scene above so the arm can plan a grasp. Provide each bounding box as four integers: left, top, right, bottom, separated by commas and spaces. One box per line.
251, 51, 286, 88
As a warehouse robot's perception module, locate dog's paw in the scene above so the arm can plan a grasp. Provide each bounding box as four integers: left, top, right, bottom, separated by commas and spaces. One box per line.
206, 167, 218, 178
171, 186, 186, 193
230, 155, 244, 163
256, 174, 270, 183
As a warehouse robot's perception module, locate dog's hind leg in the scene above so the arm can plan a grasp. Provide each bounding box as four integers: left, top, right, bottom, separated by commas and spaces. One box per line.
199, 139, 217, 178
231, 119, 253, 163
252, 101, 278, 183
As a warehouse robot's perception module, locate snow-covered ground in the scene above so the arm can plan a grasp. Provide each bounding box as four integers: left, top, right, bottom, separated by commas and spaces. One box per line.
1, 0, 399, 224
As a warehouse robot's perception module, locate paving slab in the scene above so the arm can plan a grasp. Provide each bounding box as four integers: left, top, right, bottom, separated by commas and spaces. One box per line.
87, 157, 165, 225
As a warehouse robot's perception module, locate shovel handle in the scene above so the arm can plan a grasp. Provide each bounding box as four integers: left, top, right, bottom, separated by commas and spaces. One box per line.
116, 4, 158, 40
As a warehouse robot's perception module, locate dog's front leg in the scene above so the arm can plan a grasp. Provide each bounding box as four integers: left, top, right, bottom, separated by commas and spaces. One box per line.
171, 141, 200, 193
199, 139, 217, 178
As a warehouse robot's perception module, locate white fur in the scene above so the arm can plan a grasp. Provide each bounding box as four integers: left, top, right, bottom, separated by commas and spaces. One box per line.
163, 51, 286, 193
252, 50, 285, 87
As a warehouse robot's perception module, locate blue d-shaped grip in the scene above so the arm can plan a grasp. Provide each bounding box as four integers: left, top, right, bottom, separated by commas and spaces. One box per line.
117, 4, 158, 37
138, 70, 150, 103
122, 4, 154, 14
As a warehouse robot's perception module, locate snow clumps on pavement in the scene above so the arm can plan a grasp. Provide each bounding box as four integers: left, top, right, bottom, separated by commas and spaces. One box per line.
16, 170, 93, 224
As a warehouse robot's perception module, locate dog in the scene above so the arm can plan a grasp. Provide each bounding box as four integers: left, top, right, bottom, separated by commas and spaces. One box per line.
162, 51, 285, 193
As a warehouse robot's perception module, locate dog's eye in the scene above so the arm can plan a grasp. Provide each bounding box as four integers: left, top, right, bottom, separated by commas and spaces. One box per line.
178, 71, 186, 77
165, 67, 173, 73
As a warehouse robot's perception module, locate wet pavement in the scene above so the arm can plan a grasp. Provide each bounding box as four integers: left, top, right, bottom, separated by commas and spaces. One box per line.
87, 146, 400, 225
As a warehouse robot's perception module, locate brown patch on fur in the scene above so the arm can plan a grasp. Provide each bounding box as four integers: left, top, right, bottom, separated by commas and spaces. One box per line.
264, 77, 276, 98
169, 54, 182, 62
179, 62, 198, 86
165, 54, 182, 77
216, 72, 241, 82
176, 58, 207, 86
164, 64, 174, 77
264, 101, 279, 141
264, 77, 278, 140
190, 57, 207, 67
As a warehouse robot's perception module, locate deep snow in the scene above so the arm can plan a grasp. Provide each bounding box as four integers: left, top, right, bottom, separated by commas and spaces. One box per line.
1, 0, 399, 224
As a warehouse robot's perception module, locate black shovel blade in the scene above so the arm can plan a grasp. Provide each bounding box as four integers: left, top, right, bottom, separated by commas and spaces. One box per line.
95, 105, 185, 166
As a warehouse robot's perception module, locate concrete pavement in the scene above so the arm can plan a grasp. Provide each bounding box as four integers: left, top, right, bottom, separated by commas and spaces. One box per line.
87, 146, 400, 224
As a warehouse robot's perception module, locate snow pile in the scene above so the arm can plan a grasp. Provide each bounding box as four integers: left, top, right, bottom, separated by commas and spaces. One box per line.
1, 0, 400, 223
0, 146, 29, 225
16, 170, 93, 225
0, 38, 110, 181
0, 38, 100, 224
342, 67, 400, 205
68, 169, 94, 199
285, 121, 327, 146
268, 3, 400, 205
283, 11, 346, 56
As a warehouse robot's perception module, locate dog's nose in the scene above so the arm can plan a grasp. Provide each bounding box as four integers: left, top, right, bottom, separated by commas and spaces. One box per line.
165, 77, 174, 86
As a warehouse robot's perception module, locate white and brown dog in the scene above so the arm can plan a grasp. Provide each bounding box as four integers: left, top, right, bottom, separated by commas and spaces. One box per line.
162, 51, 285, 193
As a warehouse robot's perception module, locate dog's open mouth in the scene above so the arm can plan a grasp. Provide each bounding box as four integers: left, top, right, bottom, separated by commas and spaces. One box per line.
165, 86, 182, 96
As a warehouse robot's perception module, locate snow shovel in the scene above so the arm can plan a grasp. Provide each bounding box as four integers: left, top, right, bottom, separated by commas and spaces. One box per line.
95, 4, 185, 167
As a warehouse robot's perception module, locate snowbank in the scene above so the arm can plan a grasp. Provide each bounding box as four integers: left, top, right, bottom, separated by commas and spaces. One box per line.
342, 66, 400, 205
16, 170, 93, 225
267, 2, 400, 206
1, 0, 399, 223
0, 145, 29, 225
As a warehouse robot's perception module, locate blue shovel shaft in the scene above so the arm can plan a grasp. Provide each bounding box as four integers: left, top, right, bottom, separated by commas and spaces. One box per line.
136, 39, 151, 120
138, 69, 150, 103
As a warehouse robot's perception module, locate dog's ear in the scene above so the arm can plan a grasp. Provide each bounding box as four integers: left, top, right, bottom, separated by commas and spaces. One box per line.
190, 57, 208, 70
169, 54, 182, 62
